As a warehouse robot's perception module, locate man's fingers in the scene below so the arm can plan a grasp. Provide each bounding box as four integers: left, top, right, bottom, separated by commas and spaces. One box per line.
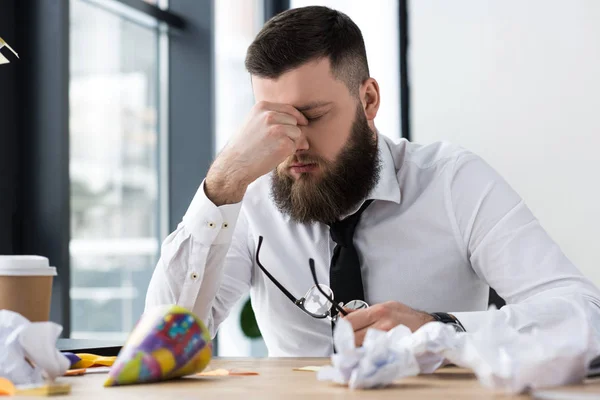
264, 110, 299, 127
270, 125, 304, 155
272, 124, 302, 143
346, 308, 377, 347
352, 320, 397, 347
270, 103, 309, 126
342, 307, 376, 331
353, 327, 368, 347
257, 101, 309, 126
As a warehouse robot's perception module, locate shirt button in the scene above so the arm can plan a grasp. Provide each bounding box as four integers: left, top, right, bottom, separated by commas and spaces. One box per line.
223, 223, 229, 228
190, 272, 199, 280
207, 222, 215, 228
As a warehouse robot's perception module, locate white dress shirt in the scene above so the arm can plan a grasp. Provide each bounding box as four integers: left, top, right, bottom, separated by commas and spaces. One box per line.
145, 134, 600, 356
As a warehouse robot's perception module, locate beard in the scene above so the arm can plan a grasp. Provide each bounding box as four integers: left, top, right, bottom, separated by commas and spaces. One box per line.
270, 104, 381, 225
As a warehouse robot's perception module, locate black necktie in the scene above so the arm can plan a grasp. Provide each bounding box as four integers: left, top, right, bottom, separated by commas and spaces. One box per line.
329, 199, 373, 313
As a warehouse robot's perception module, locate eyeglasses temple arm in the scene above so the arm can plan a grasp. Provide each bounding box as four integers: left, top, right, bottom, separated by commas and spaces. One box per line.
309, 258, 348, 317
256, 236, 299, 304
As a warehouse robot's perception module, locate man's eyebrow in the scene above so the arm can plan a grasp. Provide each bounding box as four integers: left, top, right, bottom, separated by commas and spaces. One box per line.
295, 101, 333, 112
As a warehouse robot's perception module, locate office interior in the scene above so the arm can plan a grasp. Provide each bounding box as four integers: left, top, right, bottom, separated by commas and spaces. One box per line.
0, 0, 599, 357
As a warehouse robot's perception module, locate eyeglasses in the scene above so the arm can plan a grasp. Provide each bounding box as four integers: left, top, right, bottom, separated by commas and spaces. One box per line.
255, 235, 369, 321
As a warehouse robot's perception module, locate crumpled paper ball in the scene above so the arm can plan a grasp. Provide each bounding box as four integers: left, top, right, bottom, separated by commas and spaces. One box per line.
318, 295, 600, 393
318, 317, 449, 389
443, 296, 600, 393
0, 310, 70, 385
104, 305, 212, 386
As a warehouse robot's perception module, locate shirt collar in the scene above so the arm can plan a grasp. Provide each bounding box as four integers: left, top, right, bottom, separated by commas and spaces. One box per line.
367, 133, 402, 205
340, 133, 401, 219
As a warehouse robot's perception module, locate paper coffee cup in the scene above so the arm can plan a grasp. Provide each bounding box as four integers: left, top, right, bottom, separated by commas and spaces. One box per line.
0, 256, 56, 322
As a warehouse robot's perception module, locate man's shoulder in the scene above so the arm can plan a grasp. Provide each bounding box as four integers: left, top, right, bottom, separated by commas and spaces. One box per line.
386, 136, 473, 172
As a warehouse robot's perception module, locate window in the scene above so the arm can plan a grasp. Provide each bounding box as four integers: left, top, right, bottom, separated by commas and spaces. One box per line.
214, 0, 266, 356
290, 0, 401, 140
214, 0, 265, 153
69, 0, 166, 340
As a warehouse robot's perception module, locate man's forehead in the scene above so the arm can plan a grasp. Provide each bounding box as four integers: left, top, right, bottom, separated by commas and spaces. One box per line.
251, 58, 347, 108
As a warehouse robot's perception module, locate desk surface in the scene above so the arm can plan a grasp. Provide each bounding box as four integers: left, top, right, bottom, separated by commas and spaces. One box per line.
25, 358, 600, 399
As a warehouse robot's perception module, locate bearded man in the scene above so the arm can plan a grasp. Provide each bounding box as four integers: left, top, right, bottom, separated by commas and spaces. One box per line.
146, 6, 600, 356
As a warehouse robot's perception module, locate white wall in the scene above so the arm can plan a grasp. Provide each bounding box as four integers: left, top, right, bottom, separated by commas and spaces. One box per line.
291, 0, 401, 139
334, 0, 401, 140
409, 1, 600, 284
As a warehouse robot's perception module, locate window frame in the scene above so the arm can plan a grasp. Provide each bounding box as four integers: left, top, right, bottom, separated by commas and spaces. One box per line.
2, 0, 213, 337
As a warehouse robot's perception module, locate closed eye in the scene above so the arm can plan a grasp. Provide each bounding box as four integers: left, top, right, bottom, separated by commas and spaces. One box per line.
306, 114, 325, 122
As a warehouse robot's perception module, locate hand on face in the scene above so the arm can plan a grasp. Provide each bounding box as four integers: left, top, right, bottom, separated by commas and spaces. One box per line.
206, 101, 308, 205
229, 101, 309, 181
342, 301, 435, 347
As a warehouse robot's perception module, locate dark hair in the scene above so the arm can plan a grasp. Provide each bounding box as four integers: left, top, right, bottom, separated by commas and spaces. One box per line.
245, 6, 370, 94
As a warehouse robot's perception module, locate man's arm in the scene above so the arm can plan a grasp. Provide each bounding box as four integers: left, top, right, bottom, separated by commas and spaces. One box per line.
145, 101, 309, 336
448, 153, 600, 333
145, 180, 251, 336
344, 151, 600, 345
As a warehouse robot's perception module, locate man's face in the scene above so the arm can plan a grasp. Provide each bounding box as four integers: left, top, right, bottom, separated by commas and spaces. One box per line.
252, 58, 361, 172
252, 57, 381, 224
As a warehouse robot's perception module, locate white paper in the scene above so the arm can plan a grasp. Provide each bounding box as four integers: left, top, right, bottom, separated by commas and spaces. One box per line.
318, 295, 600, 393
0, 37, 19, 65
0, 37, 19, 57
443, 296, 600, 393
0, 310, 70, 385
0, 51, 9, 65
317, 317, 421, 389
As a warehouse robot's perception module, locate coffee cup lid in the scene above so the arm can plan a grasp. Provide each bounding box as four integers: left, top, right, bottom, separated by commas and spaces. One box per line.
0, 256, 57, 276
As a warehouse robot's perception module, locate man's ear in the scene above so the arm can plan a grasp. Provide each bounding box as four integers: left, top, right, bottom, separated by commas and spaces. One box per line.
360, 78, 380, 121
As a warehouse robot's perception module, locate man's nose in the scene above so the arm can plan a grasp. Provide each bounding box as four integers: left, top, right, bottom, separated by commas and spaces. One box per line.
295, 132, 310, 152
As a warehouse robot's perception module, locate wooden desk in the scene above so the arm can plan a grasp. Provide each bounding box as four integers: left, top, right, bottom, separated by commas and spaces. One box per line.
25, 358, 600, 399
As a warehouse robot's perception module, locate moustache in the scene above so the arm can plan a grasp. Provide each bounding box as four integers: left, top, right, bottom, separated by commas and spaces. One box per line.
282, 154, 326, 168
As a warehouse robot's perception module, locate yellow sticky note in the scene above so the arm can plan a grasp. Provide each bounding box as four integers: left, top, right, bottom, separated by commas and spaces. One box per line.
197, 368, 230, 376
15, 383, 71, 396
293, 366, 322, 372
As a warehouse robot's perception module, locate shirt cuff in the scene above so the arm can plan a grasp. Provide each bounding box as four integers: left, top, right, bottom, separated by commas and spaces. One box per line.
182, 179, 243, 245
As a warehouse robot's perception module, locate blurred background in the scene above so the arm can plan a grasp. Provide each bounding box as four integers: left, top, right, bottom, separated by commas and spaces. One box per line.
0, 0, 598, 357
